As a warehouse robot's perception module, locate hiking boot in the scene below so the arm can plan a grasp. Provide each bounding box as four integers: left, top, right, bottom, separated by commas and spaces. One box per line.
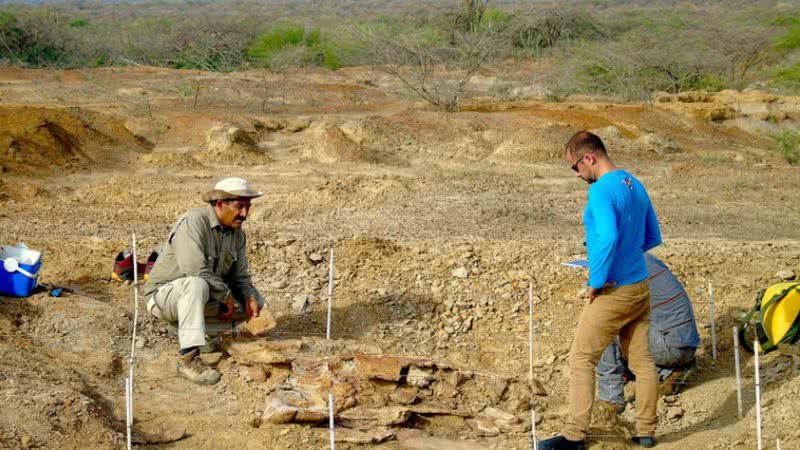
537, 435, 586, 450
198, 336, 221, 354
659, 367, 693, 396
176, 349, 221, 385
631, 436, 657, 448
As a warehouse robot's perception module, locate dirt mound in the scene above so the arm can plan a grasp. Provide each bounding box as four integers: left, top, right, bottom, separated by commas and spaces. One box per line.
195, 123, 273, 165
0, 106, 152, 170
300, 123, 373, 164
139, 151, 204, 169
286, 176, 410, 209
0, 178, 49, 202
487, 123, 576, 163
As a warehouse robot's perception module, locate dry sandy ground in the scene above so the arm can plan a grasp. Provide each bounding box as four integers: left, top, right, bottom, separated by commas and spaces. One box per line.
0, 66, 799, 449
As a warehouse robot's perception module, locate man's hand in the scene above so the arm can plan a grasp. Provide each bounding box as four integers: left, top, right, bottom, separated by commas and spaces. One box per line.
217, 294, 235, 321
246, 298, 261, 319
587, 282, 617, 304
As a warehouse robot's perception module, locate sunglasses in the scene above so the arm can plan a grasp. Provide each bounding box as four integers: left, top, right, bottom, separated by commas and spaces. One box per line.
570, 152, 593, 172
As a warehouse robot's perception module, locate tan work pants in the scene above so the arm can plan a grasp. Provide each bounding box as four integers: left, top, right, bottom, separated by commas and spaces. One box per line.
146, 276, 210, 350
563, 279, 658, 441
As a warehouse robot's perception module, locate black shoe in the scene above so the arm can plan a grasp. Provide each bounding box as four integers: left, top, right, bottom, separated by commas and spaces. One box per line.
632, 436, 657, 448
537, 435, 586, 450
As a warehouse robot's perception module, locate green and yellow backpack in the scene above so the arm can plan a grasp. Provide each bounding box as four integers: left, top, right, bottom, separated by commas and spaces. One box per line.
738, 282, 800, 353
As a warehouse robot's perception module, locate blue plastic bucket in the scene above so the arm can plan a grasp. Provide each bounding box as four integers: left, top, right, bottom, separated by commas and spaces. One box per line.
0, 245, 42, 297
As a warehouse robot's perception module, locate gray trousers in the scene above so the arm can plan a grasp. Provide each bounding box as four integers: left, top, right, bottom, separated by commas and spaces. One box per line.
597, 335, 696, 404
146, 276, 211, 350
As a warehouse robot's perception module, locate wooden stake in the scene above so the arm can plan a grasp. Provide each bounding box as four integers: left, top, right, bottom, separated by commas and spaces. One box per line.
328, 391, 336, 450
755, 339, 762, 450
528, 283, 537, 449
327, 248, 334, 340
126, 233, 139, 450
709, 280, 717, 361
326, 248, 336, 449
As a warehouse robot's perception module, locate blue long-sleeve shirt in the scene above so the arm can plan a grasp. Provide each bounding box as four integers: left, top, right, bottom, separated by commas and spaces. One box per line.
584, 170, 662, 289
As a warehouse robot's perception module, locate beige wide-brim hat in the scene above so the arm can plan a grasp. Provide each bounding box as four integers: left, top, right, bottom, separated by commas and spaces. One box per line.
203, 177, 263, 202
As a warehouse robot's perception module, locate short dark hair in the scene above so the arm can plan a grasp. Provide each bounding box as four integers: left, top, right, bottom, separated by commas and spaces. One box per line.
565, 130, 607, 158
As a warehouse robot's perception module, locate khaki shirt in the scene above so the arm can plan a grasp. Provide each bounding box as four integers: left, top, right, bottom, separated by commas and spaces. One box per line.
143, 206, 264, 307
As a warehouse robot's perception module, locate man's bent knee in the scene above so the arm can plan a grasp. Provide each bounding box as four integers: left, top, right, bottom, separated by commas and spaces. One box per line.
182, 276, 210, 300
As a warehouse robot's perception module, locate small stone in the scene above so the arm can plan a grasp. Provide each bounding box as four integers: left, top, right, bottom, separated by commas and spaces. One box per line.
240, 365, 267, 383
406, 366, 435, 388
269, 280, 288, 289
667, 406, 684, 420
197, 352, 222, 368
21, 434, 32, 449
451, 267, 469, 279
135, 336, 146, 349
292, 294, 310, 313
308, 253, 324, 264
462, 317, 473, 332
776, 270, 796, 281
389, 387, 418, 405
284, 117, 311, 133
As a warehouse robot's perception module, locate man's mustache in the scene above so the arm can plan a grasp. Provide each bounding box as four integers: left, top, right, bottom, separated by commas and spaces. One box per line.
234, 216, 246, 222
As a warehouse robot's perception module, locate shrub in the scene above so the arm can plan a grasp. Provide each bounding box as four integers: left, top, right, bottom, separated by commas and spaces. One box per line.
775, 25, 800, 50
510, 9, 603, 54
772, 128, 800, 165
247, 24, 309, 66
69, 18, 88, 28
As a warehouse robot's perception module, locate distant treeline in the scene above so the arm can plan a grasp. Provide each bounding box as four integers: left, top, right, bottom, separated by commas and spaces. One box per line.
1, 0, 799, 98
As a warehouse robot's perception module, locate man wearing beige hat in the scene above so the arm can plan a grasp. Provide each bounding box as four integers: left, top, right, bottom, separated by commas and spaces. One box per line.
144, 177, 267, 385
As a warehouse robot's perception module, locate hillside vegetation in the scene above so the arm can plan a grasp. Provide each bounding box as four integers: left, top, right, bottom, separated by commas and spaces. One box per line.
1, 0, 800, 100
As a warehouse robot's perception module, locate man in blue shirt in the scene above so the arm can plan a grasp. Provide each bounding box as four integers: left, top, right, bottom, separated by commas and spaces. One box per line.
540, 131, 662, 450
597, 254, 700, 409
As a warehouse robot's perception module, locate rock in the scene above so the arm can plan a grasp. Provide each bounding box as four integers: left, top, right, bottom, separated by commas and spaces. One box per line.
131, 424, 188, 445
284, 117, 312, 133
390, 387, 419, 405
475, 407, 522, 432
339, 406, 412, 427
776, 270, 796, 281
354, 353, 414, 382
451, 267, 469, 279
531, 378, 548, 396
134, 336, 146, 349
243, 308, 277, 336
396, 429, 487, 450
269, 280, 287, 289
263, 388, 328, 424
667, 406, 684, 420
337, 428, 395, 444
462, 317, 473, 332
240, 365, 267, 383
199, 352, 223, 367
20, 434, 32, 449
483, 376, 508, 403
406, 366, 435, 388
292, 294, 310, 313
472, 417, 500, 436
222, 339, 302, 365
308, 252, 324, 264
